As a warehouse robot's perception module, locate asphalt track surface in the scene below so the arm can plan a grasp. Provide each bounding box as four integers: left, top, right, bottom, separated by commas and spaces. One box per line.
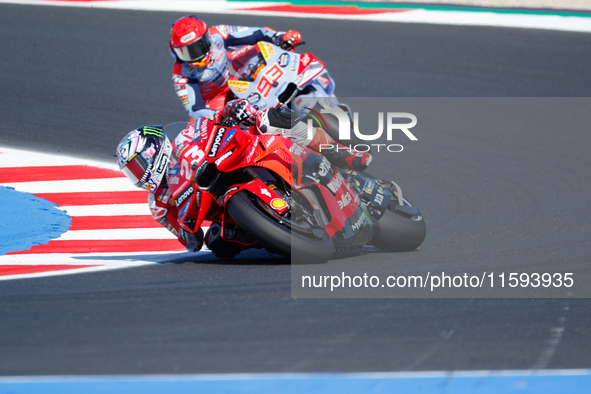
1, 4, 591, 375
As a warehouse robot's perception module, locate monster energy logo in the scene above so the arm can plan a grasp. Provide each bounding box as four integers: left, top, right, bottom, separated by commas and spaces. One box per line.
141, 126, 164, 138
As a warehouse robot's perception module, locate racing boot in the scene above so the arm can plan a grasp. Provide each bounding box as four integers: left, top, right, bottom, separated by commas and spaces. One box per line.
306, 126, 372, 171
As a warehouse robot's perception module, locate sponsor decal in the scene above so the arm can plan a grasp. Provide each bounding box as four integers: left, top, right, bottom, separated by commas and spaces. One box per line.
173, 75, 188, 84
373, 193, 384, 205
165, 222, 179, 237
154, 143, 171, 177
247, 93, 261, 103
260, 188, 272, 198
157, 187, 172, 204
300, 53, 311, 67
351, 213, 366, 231
326, 173, 344, 194
175, 185, 194, 207
222, 186, 240, 204
200, 69, 214, 80
278, 53, 289, 67
197, 119, 208, 140
258, 42, 274, 61
318, 76, 330, 87
180, 32, 196, 44
230, 45, 251, 60
208, 127, 226, 157
228, 80, 250, 88
219, 129, 236, 151
168, 157, 179, 175
228, 80, 251, 93
318, 157, 331, 177
337, 192, 353, 209
245, 143, 258, 162
214, 149, 233, 166
150, 206, 167, 220
193, 161, 208, 181
265, 136, 276, 147
270, 198, 287, 210
363, 179, 375, 194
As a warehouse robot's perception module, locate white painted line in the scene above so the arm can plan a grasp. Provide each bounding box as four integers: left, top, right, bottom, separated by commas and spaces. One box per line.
0, 146, 117, 170
4, 178, 137, 193
55, 228, 177, 240
58, 203, 149, 216
365, 8, 591, 32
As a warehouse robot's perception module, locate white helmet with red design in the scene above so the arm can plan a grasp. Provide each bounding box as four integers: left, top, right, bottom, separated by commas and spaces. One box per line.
170, 16, 212, 68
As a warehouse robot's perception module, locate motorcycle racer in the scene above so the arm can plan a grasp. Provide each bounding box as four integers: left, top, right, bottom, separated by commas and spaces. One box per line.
169, 15, 302, 121
115, 100, 371, 257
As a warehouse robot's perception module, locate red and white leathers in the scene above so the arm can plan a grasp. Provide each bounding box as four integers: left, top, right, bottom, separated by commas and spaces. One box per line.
171, 24, 295, 121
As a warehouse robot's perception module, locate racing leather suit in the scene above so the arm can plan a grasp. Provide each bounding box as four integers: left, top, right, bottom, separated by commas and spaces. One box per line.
148, 119, 208, 252
171, 25, 280, 121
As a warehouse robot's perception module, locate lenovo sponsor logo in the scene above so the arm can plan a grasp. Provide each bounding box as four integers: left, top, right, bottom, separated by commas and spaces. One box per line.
176, 185, 194, 207
208, 127, 226, 157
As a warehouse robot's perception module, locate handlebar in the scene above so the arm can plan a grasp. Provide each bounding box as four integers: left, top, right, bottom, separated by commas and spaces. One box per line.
286, 41, 306, 51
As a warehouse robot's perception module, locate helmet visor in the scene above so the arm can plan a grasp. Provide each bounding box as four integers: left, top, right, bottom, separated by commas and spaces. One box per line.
121, 137, 161, 188
173, 33, 211, 62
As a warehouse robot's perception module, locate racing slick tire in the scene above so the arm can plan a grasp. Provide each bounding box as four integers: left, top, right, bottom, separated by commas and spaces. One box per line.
226, 191, 334, 264
371, 203, 426, 252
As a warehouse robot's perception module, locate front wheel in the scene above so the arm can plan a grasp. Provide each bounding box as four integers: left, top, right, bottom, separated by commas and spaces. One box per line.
371, 204, 426, 252
225, 191, 334, 264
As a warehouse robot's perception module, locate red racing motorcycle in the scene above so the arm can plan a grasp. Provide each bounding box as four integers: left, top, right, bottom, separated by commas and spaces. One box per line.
162, 119, 426, 264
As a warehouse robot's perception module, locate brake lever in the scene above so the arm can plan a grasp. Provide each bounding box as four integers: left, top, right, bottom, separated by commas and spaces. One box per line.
288, 41, 306, 52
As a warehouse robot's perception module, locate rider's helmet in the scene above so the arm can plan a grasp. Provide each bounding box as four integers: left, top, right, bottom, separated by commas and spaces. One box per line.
256, 106, 297, 135
116, 126, 172, 192
170, 16, 212, 68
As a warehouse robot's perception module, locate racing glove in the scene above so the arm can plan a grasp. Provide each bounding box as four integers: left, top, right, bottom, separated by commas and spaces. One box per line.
272, 30, 303, 50
220, 99, 257, 127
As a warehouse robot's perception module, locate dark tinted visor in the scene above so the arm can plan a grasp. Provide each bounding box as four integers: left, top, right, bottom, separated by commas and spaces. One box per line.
173, 33, 211, 62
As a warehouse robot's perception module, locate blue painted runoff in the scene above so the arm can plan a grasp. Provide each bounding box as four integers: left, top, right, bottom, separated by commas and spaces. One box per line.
0, 186, 71, 255
0, 371, 590, 394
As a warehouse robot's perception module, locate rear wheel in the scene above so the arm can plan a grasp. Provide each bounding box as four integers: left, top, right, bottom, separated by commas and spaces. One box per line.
371, 203, 426, 252
225, 191, 334, 264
